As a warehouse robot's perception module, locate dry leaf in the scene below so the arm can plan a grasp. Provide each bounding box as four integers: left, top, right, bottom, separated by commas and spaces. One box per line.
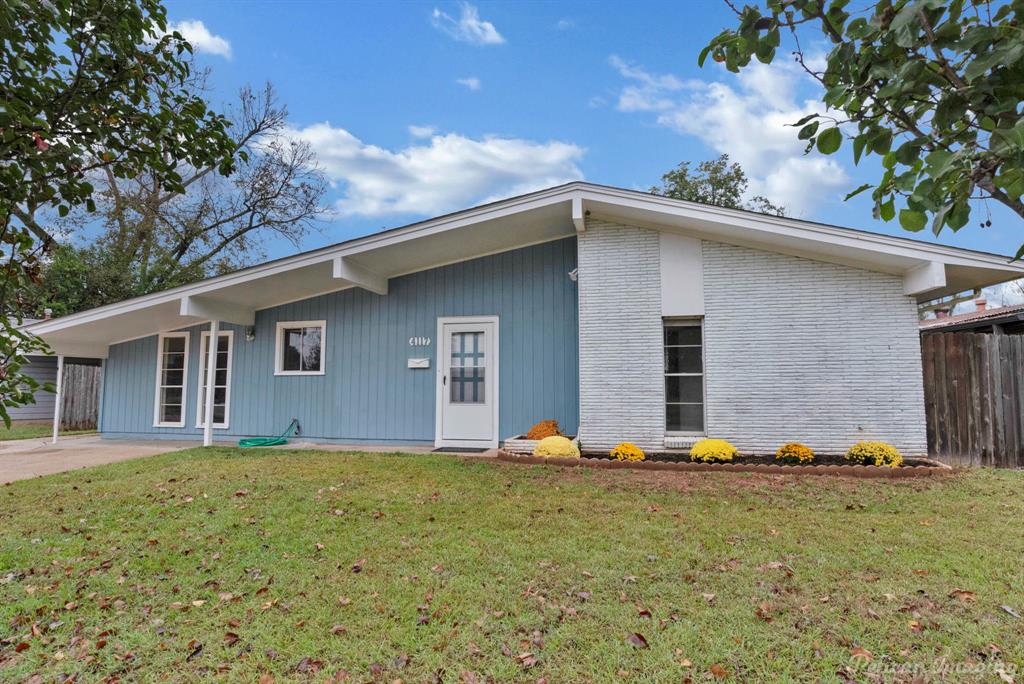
626, 633, 649, 649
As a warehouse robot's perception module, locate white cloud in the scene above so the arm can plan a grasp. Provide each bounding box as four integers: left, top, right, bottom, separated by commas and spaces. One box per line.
408, 125, 437, 138
556, 18, 574, 30
611, 56, 849, 216
608, 55, 688, 112
283, 123, 584, 217
456, 76, 481, 91
431, 3, 505, 45
166, 20, 232, 58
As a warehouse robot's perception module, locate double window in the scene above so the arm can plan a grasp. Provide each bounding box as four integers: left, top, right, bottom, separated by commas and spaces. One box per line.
275, 320, 326, 375
664, 321, 704, 433
196, 331, 233, 429
154, 332, 190, 428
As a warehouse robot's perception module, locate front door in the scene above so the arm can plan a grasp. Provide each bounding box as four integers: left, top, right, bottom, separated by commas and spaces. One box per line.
436, 317, 498, 448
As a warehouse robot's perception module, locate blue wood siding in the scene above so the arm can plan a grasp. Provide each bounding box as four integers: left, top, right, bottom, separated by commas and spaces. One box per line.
100, 237, 579, 443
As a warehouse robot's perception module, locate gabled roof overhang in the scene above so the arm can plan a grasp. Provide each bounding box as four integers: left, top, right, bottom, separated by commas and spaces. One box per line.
27, 182, 1024, 357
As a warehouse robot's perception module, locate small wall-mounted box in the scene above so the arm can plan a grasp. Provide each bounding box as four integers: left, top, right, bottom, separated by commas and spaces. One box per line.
407, 358, 430, 369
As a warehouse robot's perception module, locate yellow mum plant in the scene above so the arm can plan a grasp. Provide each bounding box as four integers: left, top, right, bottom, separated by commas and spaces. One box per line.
533, 436, 580, 458
845, 441, 903, 468
690, 438, 737, 463
775, 442, 815, 464
610, 442, 645, 462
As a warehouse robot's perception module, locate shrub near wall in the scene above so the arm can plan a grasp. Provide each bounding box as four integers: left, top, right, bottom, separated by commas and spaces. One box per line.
690, 438, 737, 463
776, 442, 815, 464
846, 441, 903, 468
533, 436, 580, 458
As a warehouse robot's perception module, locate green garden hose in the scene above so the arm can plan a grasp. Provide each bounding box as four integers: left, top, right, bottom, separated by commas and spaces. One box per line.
238, 418, 300, 448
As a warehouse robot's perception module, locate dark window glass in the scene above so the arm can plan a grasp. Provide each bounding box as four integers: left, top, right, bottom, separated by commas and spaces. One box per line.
666, 403, 704, 432
665, 346, 702, 373
666, 375, 703, 403
664, 323, 704, 433
664, 326, 701, 346
281, 326, 322, 372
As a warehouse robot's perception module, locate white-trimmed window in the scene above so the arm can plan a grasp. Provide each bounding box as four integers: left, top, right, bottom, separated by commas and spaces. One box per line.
154, 332, 190, 428
664, 320, 704, 434
275, 320, 326, 375
196, 330, 233, 429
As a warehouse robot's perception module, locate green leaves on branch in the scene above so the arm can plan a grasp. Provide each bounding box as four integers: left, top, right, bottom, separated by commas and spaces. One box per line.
700, 0, 1024, 253
0, 0, 239, 417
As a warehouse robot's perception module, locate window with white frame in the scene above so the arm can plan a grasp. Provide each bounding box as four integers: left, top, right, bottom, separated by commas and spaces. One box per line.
196, 330, 233, 428
664, 321, 704, 433
154, 332, 189, 427
275, 320, 325, 375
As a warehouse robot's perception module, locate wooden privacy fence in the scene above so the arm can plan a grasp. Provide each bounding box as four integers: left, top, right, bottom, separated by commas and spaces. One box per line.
60, 363, 101, 430
921, 332, 1024, 468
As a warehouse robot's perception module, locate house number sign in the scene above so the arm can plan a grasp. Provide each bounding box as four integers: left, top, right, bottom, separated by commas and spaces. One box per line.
408, 336, 431, 347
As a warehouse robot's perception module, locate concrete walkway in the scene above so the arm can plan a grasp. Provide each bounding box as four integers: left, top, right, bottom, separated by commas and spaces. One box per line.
0, 435, 193, 484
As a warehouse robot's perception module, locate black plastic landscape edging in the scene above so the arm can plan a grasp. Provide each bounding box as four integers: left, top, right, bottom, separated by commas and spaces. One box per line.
495, 451, 953, 478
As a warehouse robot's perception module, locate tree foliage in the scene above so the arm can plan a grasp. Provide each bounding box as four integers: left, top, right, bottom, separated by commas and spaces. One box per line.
24, 82, 327, 317
701, 0, 1024, 255
650, 154, 787, 215
0, 0, 237, 424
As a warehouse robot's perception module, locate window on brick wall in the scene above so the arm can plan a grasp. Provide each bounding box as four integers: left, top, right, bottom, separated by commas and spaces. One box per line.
664, 321, 704, 433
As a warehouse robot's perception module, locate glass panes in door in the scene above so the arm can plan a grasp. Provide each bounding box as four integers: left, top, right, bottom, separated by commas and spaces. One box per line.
449, 331, 486, 404
198, 333, 232, 427
157, 334, 188, 425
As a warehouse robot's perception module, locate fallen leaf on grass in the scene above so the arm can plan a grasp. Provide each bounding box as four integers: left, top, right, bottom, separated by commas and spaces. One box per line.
258, 675, 274, 684
1001, 605, 1021, 619
710, 663, 729, 678
908, 619, 924, 632
949, 589, 975, 603
516, 652, 538, 668
352, 559, 366, 574
294, 656, 324, 674
330, 625, 347, 635
186, 639, 203, 661
224, 632, 239, 646
627, 633, 648, 649
850, 646, 873, 662
15, 642, 29, 653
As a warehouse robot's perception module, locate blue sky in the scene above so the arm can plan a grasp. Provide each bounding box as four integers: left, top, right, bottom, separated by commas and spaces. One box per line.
164, 0, 1022, 278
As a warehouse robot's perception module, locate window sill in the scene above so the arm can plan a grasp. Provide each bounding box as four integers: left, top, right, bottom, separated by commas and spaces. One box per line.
195, 424, 230, 430
274, 370, 325, 376
153, 422, 186, 429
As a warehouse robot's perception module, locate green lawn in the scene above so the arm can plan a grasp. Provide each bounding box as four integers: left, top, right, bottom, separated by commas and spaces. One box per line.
1, 449, 1022, 682
1, 423, 95, 441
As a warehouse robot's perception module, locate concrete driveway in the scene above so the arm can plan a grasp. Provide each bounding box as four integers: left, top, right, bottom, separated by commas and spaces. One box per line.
0, 435, 193, 484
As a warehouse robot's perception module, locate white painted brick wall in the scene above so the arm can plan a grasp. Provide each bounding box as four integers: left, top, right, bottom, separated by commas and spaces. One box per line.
703, 241, 928, 456
577, 220, 665, 452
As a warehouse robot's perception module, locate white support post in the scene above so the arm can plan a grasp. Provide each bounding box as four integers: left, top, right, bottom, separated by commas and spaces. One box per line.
51, 355, 64, 444
202, 320, 220, 447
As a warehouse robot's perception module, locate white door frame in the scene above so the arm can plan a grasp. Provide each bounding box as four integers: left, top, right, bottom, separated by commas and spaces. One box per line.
435, 315, 499, 449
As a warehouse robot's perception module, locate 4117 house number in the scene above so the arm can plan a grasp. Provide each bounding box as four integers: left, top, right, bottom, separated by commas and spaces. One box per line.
408, 336, 431, 347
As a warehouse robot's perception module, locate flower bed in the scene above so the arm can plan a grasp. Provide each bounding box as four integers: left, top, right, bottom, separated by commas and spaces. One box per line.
495, 450, 951, 478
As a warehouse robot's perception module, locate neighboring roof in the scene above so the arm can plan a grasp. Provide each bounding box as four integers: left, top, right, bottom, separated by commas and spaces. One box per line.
920, 303, 1024, 331
26, 181, 1024, 358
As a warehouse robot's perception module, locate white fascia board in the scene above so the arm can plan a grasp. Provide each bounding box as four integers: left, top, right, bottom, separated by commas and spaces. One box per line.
45, 341, 109, 358
571, 193, 586, 233
332, 257, 388, 295
576, 184, 1024, 272
904, 261, 947, 296
179, 295, 256, 326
